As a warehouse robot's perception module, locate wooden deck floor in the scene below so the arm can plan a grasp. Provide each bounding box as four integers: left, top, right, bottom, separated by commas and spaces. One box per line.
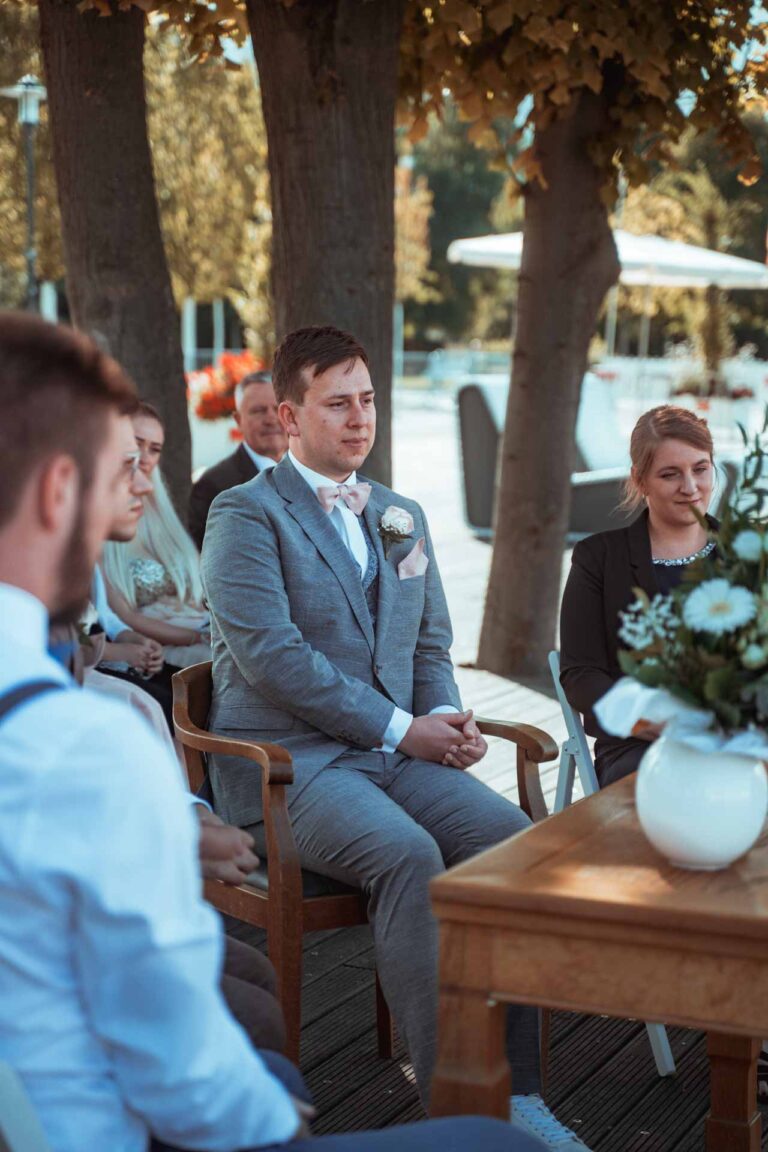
231, 402, 764, 1148
229, 906, 768, 1152
231, 916, 767, 1150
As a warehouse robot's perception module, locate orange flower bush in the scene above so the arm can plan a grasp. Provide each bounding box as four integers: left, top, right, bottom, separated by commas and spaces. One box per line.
187, 350, 264, 421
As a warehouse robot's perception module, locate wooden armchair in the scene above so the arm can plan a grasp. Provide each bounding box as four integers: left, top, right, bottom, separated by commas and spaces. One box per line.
172, 661, 557, 1065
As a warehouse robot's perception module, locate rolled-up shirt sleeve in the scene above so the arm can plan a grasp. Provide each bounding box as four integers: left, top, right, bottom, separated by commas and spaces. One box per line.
91, 566, 129, 641
44, 711, 298, 1151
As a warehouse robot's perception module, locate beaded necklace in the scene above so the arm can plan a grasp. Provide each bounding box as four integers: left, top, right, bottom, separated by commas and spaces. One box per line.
652, 539, 716, 567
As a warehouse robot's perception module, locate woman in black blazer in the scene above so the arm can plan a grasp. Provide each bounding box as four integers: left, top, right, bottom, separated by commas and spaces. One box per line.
560, 405, 718, 786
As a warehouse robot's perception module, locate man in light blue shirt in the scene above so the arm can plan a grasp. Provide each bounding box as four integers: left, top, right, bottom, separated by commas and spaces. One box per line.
0, 313, 547, 1152
0, 314, 301, 1152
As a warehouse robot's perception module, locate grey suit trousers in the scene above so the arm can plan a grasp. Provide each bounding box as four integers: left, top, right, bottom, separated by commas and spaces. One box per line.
246, 748, 539, 1103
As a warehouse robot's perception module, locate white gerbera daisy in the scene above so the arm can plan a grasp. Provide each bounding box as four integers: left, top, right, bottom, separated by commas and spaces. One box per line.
683, 579, 757, 635
733, 530, 764, 562
742, 643, 768, 670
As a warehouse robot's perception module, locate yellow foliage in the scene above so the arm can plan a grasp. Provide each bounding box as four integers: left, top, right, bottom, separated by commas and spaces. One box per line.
619, 163, 759, 370
0, 3, 63, 302
0, 8, 271, 342
48, 0, 768, 215
144, 28, 268, 308
8, 0, 765, 276
400, 0, 768, 195
394, 163, 440, 305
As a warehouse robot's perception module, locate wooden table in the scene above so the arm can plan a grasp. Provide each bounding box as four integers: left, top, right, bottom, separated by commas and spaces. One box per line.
429, 774, 768, 1151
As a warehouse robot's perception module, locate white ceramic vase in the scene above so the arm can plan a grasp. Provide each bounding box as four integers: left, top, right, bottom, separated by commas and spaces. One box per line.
636, 733, 768, 870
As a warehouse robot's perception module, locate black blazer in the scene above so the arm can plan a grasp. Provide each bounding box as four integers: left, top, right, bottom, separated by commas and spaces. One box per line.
560, 509, 718, 740
188, 444, 258, 550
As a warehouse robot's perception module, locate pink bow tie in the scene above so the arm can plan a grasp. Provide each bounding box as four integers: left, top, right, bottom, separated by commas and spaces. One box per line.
316, 482, 372, 515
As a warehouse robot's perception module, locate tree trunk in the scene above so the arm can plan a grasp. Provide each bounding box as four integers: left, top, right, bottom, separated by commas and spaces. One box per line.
38, 0, 191, 511
246, 0, 406, 485
477, 92, 621, 678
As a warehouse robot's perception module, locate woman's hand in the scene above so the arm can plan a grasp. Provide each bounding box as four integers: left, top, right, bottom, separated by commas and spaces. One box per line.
141, 639, 165, 675
103, 641, 148, 670
103, 638, 164, 675
633, 720, 665, 742
195, 807, 259, 884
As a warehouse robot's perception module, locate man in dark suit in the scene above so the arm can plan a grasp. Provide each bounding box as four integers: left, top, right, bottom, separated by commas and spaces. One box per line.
188, 371, 287, 549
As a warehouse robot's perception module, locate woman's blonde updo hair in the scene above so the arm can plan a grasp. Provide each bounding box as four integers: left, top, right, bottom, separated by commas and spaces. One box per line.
622, 404, 714, 512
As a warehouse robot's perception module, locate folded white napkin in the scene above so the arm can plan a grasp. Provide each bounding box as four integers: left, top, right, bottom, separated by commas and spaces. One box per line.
595, 677, 768, 759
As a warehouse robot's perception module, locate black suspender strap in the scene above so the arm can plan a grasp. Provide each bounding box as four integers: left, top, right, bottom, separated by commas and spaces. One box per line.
0, 681, 65, 725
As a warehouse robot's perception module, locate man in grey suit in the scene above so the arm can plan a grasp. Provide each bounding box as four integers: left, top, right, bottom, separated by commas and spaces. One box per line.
202, 327, 585, 1148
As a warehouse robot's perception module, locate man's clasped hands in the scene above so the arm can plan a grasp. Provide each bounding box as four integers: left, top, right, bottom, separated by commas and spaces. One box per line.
397, 709, 487, 770
200, 710, 487, 886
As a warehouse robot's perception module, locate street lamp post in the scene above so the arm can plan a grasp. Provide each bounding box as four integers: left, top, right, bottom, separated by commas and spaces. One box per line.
0, 75, 47, 311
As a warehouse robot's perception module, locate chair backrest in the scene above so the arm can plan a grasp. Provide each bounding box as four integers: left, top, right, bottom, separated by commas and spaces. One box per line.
0, 1064, 53, 1152
171, 661, 214, 793
457, 379, 635, 538
547, 650, 599, 796
574, 374, 630, 471
456, 384, 498, 535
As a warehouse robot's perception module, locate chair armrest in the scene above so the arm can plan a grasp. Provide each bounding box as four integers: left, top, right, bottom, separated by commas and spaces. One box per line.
175, 725, 301, 905
172, 722, 294, 786
475, 719, 558, 762
476, 717, 556, 824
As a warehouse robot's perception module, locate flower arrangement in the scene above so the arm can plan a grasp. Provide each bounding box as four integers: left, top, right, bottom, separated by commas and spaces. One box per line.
378, 505, 414, 558
186, 350, 265, 422
607, 415, 768, 739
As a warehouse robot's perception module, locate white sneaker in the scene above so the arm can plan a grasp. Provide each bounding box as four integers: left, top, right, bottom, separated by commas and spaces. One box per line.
510, 1094, 591, 1150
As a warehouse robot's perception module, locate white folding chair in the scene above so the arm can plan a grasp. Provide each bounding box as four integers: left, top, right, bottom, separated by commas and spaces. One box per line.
0, 1064, 53, 1152
548, 650, 599, 811
548, 651, 676, 1078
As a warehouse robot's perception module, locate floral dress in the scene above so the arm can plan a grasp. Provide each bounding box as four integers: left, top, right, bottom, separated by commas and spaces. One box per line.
130, 556, 211, 668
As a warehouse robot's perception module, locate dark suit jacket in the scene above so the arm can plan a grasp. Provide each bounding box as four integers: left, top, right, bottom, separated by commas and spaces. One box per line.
560, 509, 718, 741
188, 444, 258, 550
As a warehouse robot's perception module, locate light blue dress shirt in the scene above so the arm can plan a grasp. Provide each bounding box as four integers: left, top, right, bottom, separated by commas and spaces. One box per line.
91, 563, 129, 640
242, 442, 280, 474
286, 453, 458, 751
0, 583, 298, 1152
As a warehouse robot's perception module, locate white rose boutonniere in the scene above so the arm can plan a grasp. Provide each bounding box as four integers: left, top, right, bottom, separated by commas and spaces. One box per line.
379, 505, 414, 558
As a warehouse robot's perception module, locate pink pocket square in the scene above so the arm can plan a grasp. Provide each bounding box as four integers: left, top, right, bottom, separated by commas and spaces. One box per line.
398, 537, 429, 580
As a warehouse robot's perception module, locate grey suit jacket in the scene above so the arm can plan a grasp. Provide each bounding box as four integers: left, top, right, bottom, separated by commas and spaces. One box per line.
200, 455, 461, 827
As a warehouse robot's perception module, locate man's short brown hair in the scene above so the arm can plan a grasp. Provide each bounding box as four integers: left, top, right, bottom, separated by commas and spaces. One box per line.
0, 312, 137, 529
272, 325, 369, 405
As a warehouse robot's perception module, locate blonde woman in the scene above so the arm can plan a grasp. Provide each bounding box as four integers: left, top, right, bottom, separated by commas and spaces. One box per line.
102, 402, 211, 668
560, 405, 717, 786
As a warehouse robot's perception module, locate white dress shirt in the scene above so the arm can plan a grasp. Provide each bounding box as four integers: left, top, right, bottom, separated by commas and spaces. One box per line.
243, 442, 279, 474
287, 453, 458, 751
0, 583, 298, 1152
288, 450, 369, 577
